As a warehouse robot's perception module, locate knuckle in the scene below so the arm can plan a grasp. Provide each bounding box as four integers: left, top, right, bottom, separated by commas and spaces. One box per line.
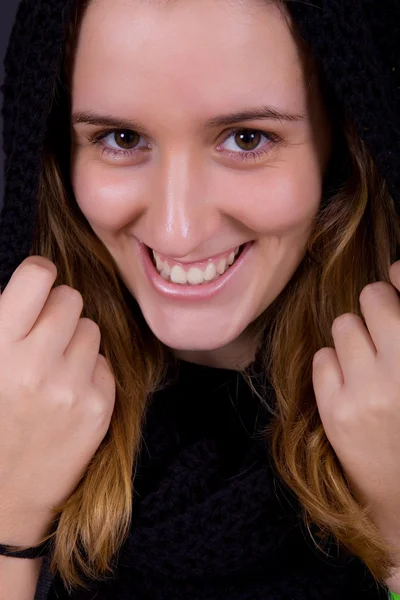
98, 354, 115, 379
21, 256, 57, 277
332, 313, 356, 332
365, 388, 394, 415
51, 384, 80, 410
85, 391, 112, 427
90, 396, 108, 418
80, 318, 101, 337
18, 370, 45, 397
98, 353, 110, 368
333, 402, 354, 428
360, 281, 389, 302
78, 319, 102, 351
313, 347, 331, 364
55, 285, 83, 306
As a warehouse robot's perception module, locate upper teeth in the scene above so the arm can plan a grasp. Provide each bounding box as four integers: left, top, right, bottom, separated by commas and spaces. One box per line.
152, 246, 240, 285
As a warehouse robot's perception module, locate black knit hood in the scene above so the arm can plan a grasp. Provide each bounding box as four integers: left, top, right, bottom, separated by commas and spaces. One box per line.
1, 2, 399, 600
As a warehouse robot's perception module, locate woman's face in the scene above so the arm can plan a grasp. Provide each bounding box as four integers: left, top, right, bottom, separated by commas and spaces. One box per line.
71, 0, 332, 368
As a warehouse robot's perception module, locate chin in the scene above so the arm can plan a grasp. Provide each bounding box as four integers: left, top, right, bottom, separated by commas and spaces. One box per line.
142, 311, 249, 353
150, 327, 239, 352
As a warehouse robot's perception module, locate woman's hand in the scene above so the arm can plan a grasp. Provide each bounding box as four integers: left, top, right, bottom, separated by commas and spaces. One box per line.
0, 256, 116, 546
312, 259, 400, 574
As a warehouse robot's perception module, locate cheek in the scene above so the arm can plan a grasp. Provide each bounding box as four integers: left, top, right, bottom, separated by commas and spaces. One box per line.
220, 153, 324, 235
71, 158, 144, 231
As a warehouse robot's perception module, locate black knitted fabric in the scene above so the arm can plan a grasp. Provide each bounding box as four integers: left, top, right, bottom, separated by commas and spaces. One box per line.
40, 361, 386, 599
1, 1, 399, 599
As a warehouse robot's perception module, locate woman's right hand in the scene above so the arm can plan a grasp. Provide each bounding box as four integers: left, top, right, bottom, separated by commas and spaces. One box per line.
0, 256, 116, 546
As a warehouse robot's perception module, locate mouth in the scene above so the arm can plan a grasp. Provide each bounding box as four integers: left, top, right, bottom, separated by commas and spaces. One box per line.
147, 243, 247, 285
137, 238, 255, 301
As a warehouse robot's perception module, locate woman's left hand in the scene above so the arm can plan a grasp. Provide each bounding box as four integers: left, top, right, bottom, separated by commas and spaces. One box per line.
312, 259, 400, 553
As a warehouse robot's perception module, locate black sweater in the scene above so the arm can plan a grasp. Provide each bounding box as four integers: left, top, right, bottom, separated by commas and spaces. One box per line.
34, 359, 387, 599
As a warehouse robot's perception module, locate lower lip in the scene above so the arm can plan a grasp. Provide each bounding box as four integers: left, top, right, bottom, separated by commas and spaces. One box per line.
137, 240, 254, 301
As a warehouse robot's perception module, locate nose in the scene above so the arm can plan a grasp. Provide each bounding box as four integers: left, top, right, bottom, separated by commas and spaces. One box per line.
143, 150, 219, 259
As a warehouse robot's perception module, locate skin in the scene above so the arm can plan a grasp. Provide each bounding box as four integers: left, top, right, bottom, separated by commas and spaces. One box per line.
70, 0, 332, 369
313, 263, 400, 591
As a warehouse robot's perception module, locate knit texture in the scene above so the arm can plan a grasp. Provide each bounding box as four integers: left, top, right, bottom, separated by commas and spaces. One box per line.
39, 361, 387, 599
1, 1, 399, 599
285, 0, 400, 210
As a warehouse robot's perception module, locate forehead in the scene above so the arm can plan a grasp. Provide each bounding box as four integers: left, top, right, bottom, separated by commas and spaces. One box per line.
71, 0, 310, 119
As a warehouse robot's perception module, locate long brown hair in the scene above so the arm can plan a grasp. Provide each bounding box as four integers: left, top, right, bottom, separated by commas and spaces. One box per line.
18, 0, 400, 592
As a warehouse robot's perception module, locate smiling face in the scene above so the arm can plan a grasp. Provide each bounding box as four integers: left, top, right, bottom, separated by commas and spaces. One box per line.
70, 0, 332, 368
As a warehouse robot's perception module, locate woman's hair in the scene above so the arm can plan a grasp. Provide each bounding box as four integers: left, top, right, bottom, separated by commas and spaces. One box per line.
17, 0, 400, 592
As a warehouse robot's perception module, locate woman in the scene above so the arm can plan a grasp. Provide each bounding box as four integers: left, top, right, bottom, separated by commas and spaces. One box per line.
0, 0, 399, 598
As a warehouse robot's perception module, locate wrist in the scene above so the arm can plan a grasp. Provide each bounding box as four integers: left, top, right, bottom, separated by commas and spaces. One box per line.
0, 510, 56, 547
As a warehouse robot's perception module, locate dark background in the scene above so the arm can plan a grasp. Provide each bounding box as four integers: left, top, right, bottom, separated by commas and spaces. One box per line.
0, 0, 20, 205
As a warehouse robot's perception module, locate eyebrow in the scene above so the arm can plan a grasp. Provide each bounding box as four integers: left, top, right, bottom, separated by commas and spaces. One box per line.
71, 105, 305, 132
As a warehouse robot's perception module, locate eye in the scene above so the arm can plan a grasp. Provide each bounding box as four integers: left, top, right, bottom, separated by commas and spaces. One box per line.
88, 128, 152, 159
103, 130, 144, 150
222, 129, 270, 153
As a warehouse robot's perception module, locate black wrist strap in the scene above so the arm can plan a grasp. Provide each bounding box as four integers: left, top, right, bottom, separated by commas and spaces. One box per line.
0, 540, 50, 559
